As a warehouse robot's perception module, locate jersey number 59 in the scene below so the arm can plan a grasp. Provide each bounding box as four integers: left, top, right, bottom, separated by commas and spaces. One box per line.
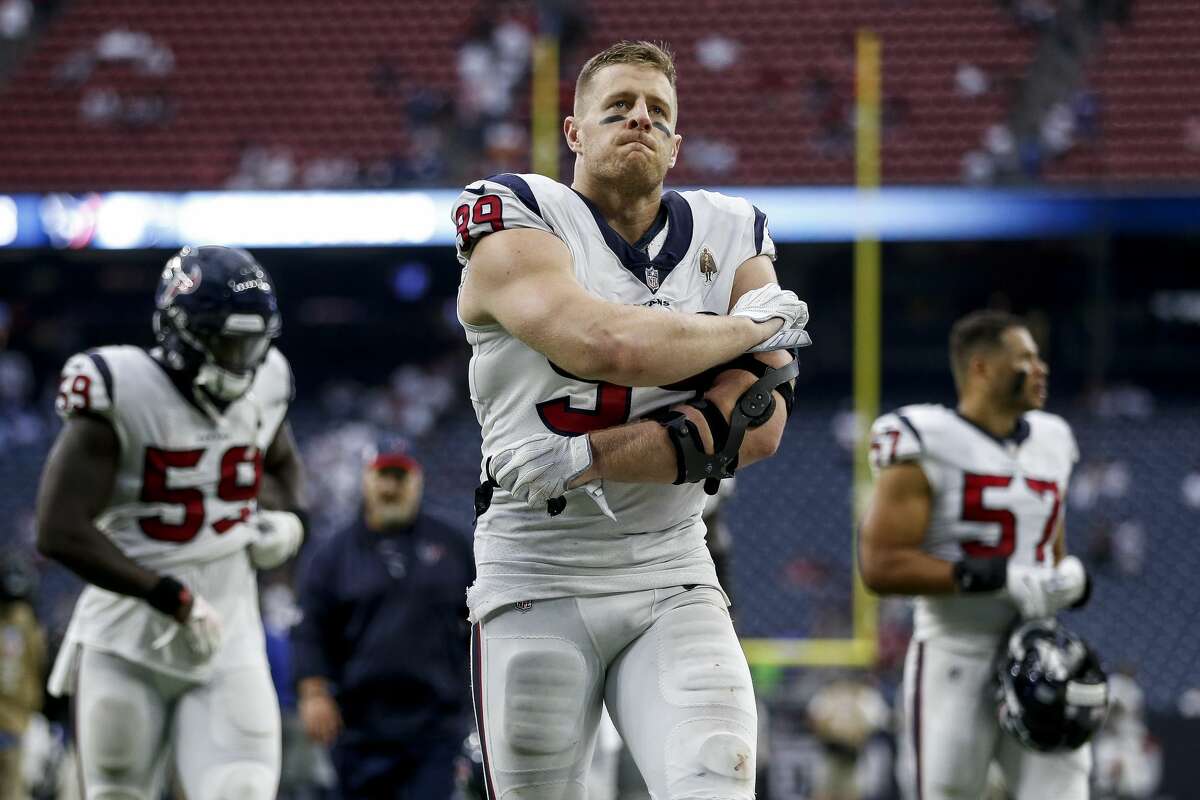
138, 446, 263, 542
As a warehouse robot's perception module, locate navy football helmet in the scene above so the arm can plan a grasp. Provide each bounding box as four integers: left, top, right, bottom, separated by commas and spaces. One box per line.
997, 618, 1109, 752
152, 245, 281, 403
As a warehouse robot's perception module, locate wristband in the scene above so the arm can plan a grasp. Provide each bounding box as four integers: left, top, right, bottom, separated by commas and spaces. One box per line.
952, 556, 1007, 593
145, 575, 192, 619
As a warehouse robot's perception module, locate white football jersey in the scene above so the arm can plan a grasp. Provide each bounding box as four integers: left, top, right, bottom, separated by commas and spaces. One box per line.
48, 345, 291, 687
869, 404, 1078, 642
455, 173, 776, 621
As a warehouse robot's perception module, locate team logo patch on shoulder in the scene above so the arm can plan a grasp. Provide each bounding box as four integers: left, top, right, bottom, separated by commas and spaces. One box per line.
699, 246, 718, 284
514, 600, 534, 613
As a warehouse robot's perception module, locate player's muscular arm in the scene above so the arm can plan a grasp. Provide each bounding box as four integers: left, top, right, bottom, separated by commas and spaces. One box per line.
571, 361, 795, 488
568, 254, 795, 485
259, 422, 308, 512
577, 349, 792, 485
248, 422, 308, 568
858, 463, 958, 595
35, 416, 160, 598
460, 228, 782, 386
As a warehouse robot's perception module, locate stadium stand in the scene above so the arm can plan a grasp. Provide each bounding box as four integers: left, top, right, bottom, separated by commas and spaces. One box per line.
0, 0, 1197, 188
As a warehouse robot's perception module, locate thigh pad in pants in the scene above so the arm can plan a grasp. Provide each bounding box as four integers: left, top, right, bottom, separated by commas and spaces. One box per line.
610, 588, 757, 800
498, 636, 590, 768
174, 664, 281, 800
473, 599, 605, 800
76, 648, 171, 800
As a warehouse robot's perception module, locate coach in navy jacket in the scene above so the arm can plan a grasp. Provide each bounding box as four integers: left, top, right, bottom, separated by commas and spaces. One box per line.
292, 444, 474, 800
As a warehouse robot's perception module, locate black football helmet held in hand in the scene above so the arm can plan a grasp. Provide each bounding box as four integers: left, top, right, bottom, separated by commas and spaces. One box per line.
153, 246, 281, 403
997, 618, 1109, 752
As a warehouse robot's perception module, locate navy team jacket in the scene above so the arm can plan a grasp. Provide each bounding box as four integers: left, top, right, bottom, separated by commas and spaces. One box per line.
291, 512, 475, 744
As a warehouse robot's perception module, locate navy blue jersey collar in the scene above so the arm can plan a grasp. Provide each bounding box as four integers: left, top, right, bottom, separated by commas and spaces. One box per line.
955, 411, 1031, 447
572, 189, 694, 290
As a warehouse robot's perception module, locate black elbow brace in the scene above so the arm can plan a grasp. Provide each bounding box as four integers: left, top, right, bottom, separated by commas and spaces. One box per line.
719, 353, 798, 421
650, 356, 800, 495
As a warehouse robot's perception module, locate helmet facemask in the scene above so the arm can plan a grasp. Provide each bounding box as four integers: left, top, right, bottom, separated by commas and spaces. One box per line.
156, 307, 278, 403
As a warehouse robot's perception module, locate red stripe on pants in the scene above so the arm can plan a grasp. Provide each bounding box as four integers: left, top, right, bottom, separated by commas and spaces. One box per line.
471, 623, 498, 800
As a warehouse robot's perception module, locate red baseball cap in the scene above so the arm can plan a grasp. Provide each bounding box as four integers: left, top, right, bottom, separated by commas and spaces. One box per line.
370, 452, 421, 472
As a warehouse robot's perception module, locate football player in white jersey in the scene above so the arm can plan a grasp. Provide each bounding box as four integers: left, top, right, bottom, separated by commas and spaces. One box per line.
454, 41, 809, 800
859, 310, 1095, 800
35, 246, 308, 800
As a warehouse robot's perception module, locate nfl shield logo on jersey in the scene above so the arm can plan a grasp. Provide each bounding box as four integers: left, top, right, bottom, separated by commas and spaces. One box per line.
644, 265, 660, 291
699, 246, 718, 284
514, 600, 534, 613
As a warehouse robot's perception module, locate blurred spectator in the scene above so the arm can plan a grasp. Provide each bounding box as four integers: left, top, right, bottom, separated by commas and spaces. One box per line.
0, 343, 42, 448
1089, 384, 1154, 421
696, 34, 740, 72
0, 0, 31, 39
687, 137, 738, 178
1092, 672, 1163, 798
806, 676, 891, 800
93, 28, 173, 76
454, 8, 533, 183
292, 440, 473, 799
1069, 458, 1132, 510
1181, 469, 1200, 510
1111, 520, 1146, 577
226, 143, 298, 189
0, 552, 45, 800
956, 63, 990, 98
51, 27, 176, 130
302, 157, 360, 190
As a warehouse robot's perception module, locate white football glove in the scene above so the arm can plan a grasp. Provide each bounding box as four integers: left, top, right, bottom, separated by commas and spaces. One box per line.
1006, 556, 1089, 619
153, 591, 223, 660
490, 433, 617, 521
248, 510, 305, 570
746, 326, 813, 353
730, 283, 809, 330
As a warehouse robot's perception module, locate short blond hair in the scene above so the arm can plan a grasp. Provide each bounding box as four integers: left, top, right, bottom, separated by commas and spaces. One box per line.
574, 40, 677, 114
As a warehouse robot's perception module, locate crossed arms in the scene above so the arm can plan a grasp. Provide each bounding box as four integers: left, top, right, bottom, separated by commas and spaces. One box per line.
460, 227, 804, 507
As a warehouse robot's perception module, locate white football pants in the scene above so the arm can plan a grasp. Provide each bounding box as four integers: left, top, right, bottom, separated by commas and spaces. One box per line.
897, 636, 1091, 800
471, 586, 757, 800
73, 647, 280, 800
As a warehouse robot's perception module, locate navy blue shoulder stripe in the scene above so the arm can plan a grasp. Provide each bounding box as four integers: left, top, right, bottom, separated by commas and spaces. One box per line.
86, 351, 114, 404
753, 205, 767, 255
485, 174, 543, 221
897, 413, 923, 448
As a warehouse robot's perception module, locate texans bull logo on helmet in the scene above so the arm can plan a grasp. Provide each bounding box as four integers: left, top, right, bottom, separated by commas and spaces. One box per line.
157, 248, 203, 307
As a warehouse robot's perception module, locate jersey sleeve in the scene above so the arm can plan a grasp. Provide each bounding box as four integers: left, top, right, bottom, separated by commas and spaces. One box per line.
867, 411, 925, 477
452, 173, 556, 263
255, 348, 294, 446
749, 204, 776, 262
1062, 419, 1080, 465
54, 351, 115, 422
